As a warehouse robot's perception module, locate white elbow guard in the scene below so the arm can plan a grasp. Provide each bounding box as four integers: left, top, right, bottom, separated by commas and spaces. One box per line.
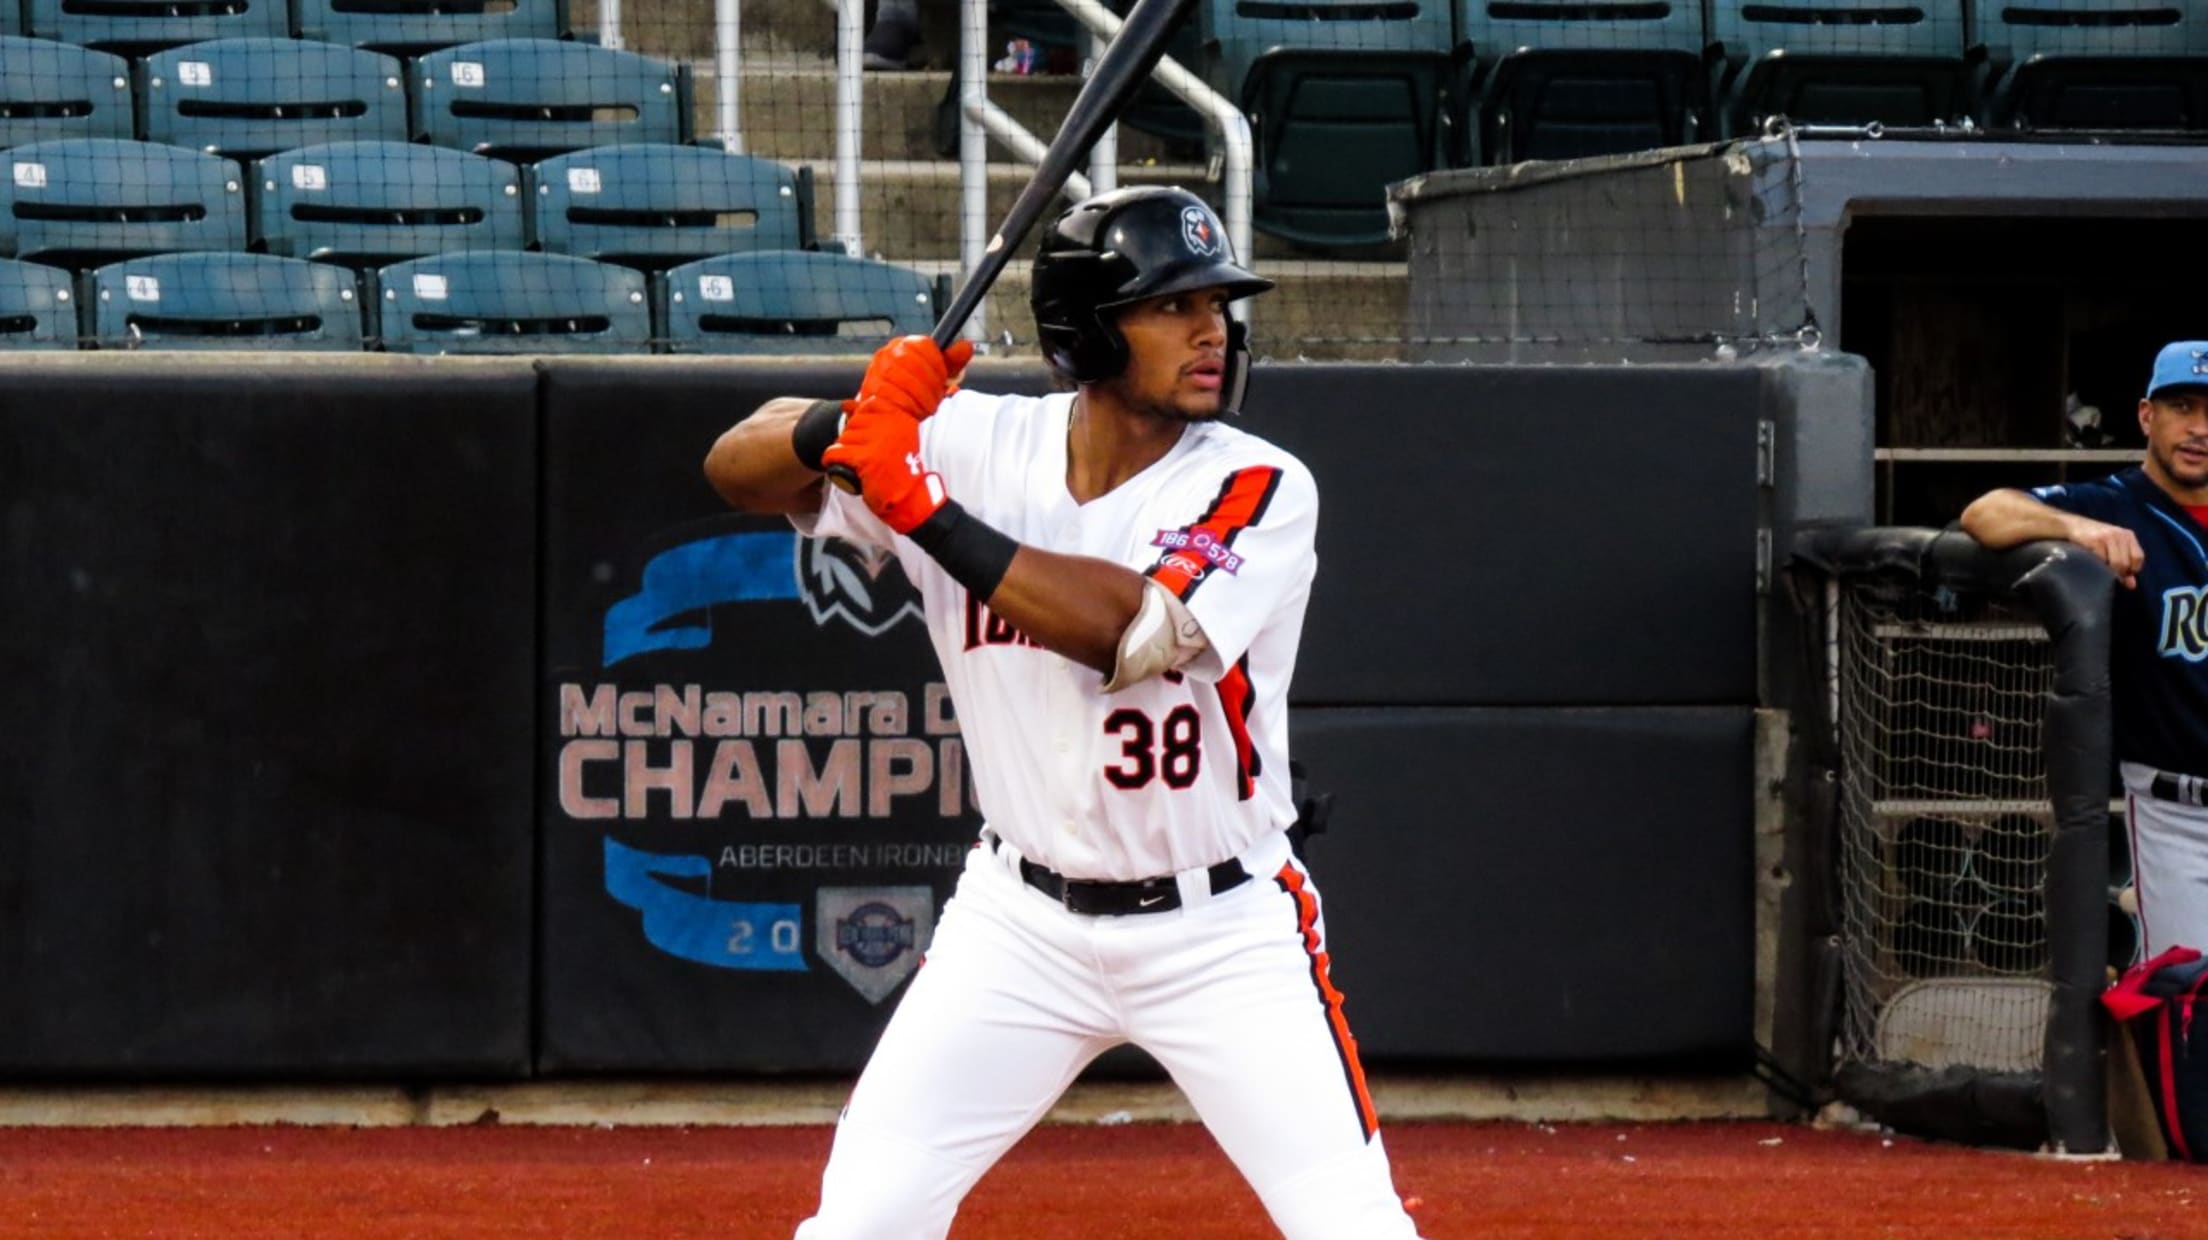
1102, 581, 1209, 693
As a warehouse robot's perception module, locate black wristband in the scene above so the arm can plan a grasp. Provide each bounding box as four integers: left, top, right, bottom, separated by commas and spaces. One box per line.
790, 399, 845, 473
908, 501, 1019, 602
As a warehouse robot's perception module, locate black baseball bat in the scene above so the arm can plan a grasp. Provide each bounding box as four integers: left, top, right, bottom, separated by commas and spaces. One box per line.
930, 0, 1200, 348
826, 0, 1199, 492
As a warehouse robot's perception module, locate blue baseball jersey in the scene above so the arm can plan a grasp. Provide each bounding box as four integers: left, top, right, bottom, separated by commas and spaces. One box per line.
2030, 467, 2208, 774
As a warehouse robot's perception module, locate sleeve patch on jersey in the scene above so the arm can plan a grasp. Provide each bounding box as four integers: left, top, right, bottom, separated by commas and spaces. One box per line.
1150, 527, 1247, 575
1145, 466, 1283, 601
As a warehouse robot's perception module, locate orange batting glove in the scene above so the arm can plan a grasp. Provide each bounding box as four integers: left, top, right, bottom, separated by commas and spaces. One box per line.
821, 403, 949, 535
855, 335, 975, 423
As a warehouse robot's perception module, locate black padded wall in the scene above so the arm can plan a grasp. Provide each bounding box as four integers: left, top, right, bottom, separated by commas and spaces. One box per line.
535, 359, 1056, 1072
1294, 706, 1756, 1062
0, 357, 538, 1076
1249, 362, 1764, 707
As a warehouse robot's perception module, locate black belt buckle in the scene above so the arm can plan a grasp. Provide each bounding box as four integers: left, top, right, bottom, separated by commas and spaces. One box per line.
1064, 875, 1180, 917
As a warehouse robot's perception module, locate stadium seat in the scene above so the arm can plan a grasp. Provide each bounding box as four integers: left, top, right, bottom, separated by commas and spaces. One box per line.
138, 39, 406, 161
411, 38, 689, 162
1203, 0, 1455, 248
1710, 0, 1970, 134
528, 144, 808, 268
2, 0, 19, 35
0, 255, 78, 347
0, 36, 132, 149
1456, 0, 1712, 165
23, 0, 283, 53
296, 0, 564, 54
372, 249, 650, 352
656, 250, 940, 354
254, 140, 524, 266
0, 138, 245, 265
1976, 2, 2208, 131
85, 250, 363, 348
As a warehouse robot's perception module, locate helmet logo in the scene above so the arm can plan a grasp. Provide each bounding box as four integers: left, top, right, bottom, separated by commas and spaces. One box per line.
1180, 205, 1223, 258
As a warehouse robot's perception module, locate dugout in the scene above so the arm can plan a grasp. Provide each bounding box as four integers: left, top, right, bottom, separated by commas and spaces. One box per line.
1391, 135, 2208, 528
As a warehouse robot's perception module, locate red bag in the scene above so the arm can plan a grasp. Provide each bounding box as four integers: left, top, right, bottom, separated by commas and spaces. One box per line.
2105, 945, 2208, 1161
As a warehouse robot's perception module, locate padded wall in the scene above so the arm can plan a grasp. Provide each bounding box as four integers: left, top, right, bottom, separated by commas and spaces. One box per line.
1252, 362, 1763, 706
0, 356, 537, 1076
535, 359, 1056, 1072
535, 360, 1761, 1071
1295, 706, 1755, 1061
0, 355, 1767, 1076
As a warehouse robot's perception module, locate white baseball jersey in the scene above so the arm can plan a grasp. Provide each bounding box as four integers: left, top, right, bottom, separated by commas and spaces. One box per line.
795, 387, 1317, 882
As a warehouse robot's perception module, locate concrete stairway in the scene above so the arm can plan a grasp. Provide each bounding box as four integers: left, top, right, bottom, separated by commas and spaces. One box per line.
598, 0, 1408, 358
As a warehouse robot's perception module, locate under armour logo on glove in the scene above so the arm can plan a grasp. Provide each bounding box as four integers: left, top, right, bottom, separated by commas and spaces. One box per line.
823, 404, 952, 536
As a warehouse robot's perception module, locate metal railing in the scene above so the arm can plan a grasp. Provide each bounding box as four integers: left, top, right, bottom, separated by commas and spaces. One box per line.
665, 0, 1252, 339
959, 0, 1253, 342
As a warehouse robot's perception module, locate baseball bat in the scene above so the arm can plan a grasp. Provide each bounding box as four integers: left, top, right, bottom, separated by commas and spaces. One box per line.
827, 0, 1197, 493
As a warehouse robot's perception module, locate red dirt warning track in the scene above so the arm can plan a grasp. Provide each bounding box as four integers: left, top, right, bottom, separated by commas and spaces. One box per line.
0, 1120, 2198, 1239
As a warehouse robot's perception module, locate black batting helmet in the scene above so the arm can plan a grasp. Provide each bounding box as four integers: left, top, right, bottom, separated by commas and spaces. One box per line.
1030, 186, 1272, 406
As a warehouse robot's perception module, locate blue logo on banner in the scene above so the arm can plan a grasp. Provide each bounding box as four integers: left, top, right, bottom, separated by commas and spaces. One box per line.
601, 531, 799, 667
603, 837, 807, 972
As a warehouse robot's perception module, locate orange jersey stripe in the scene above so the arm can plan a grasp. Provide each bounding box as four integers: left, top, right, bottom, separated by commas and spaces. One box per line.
1215, 655, 1259, 801
1276, 863, 1379, 1143
1145, 466, 1283, 601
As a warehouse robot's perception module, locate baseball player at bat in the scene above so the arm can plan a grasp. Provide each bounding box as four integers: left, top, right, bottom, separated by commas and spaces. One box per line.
1961, 340, 2208, 958
705, 186, 1423, 1238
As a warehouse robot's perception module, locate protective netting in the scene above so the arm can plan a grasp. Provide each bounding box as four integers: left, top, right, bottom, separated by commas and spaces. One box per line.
0, 0, 2201, 352
1834, 575, 2058, 1077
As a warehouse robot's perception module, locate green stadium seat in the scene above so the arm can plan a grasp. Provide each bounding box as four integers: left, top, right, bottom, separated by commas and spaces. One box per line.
0, 138, 245, 266
411, 38, 689, 162
1, 36, 132, 149
85, 250, 363, 348
1203, 0, 1455, 248
373, 249, 650, 352
2, 0, 19, 35
1976, 2, 2208, 130
0, 255, 77, 347
528, 144, 808, 269
296, 0, 565, 54
1711, 0, 1970, 134
253, 140, 524, 266
139, 39, 407, 161
23, 0, 283, 53
1457, 0, 1712, 165
656, 250, 940, 354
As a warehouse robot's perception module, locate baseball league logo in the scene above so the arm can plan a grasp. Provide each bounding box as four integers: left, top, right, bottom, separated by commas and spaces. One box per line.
798, 534, 924, 637
817, 885, 936, 1003
1180, 205, 1223, 258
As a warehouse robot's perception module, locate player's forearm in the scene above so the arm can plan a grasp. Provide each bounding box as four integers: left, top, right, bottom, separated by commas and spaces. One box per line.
704, 399, 828, 515
984, 545, 1147, 674
1959, 489, 2075, 549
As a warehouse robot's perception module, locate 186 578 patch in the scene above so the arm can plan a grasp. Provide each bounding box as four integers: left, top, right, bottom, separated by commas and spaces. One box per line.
816, 885, 936, 1004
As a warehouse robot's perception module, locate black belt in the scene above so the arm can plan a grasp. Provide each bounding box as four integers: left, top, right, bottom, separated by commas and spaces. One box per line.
2149, 772, 2208, 808
987, 832, 1250, 916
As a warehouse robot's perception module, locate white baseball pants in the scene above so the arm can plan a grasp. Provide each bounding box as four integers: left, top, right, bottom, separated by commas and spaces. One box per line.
2123, 762, 2208, 958
794, 831, 1422, 1240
